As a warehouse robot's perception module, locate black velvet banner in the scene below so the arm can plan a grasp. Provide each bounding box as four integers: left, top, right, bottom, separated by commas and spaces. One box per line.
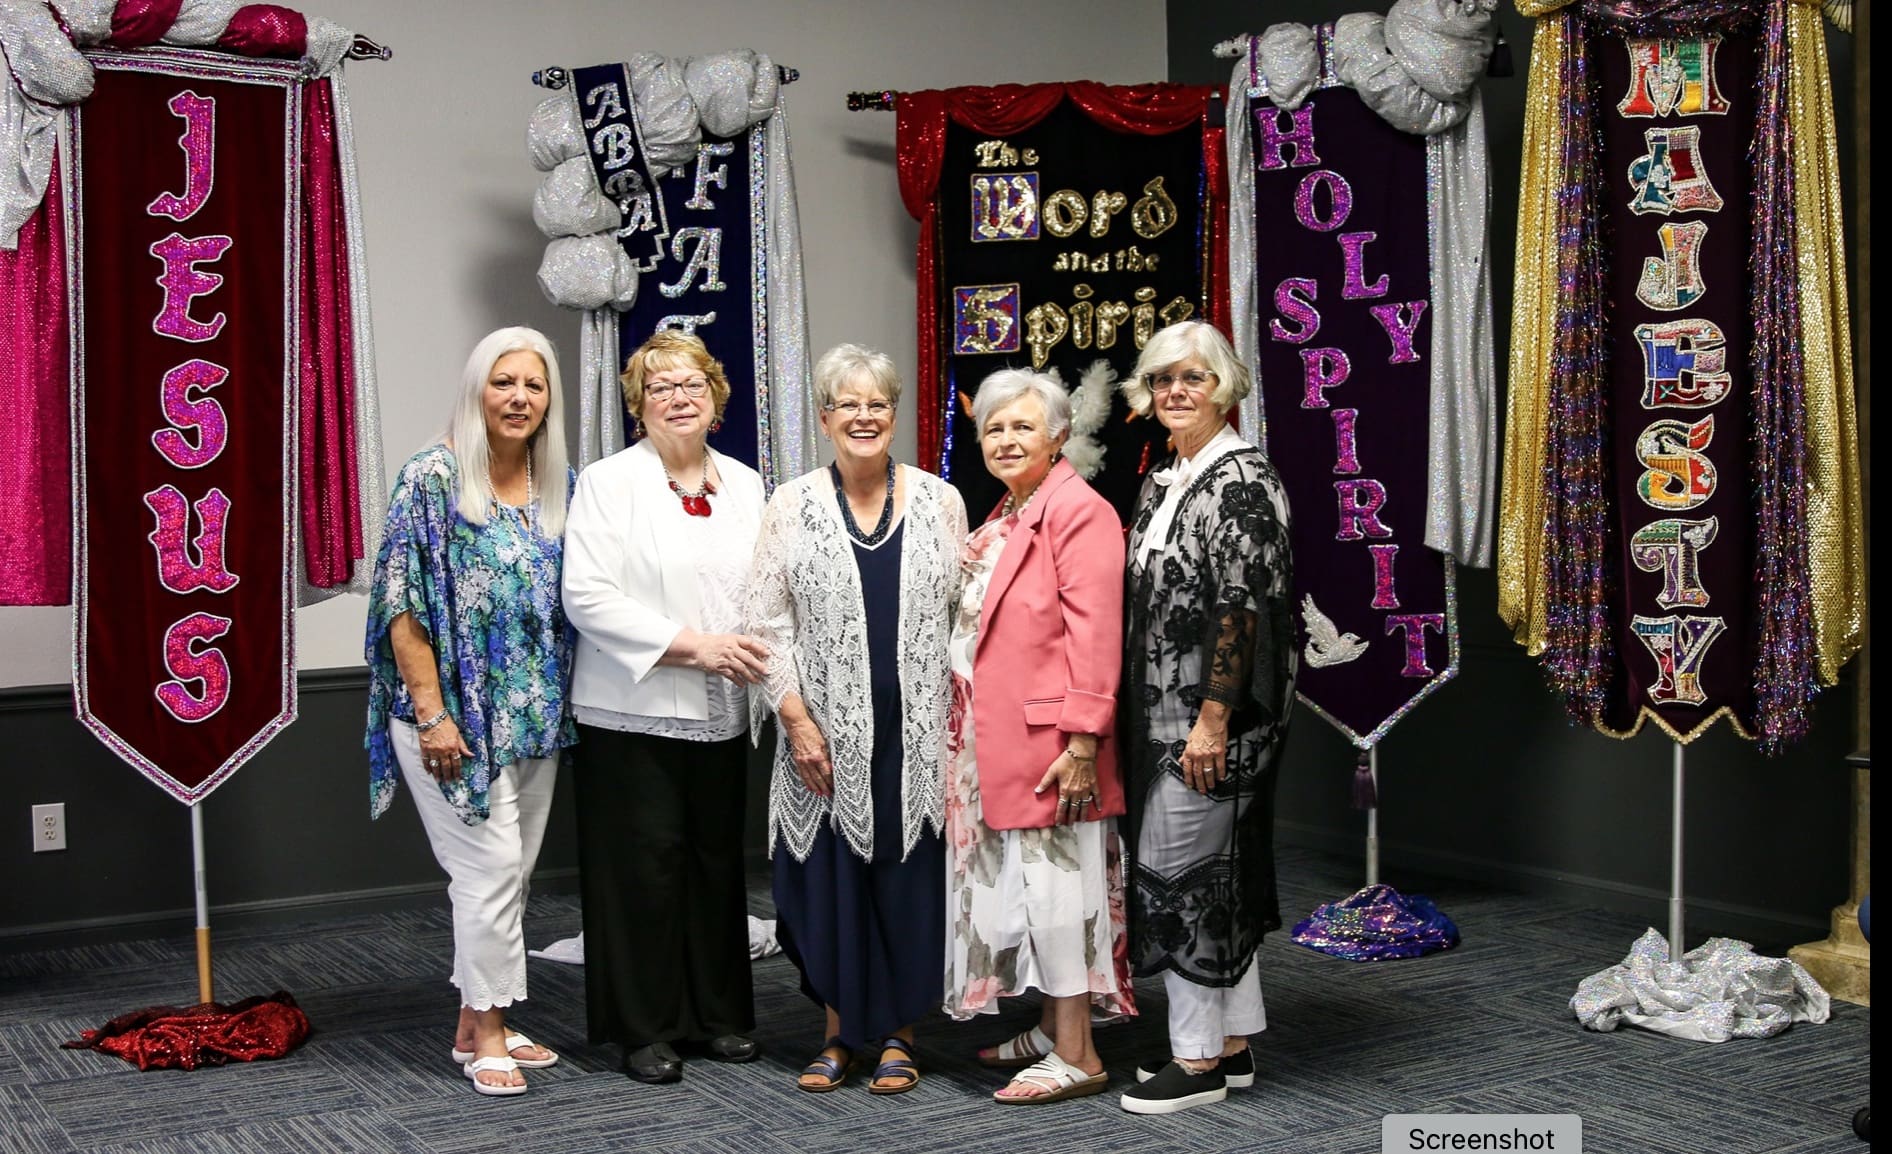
936, 99, 1208, 521
1250, 85, 1454, 747
1598, 31, 1757, 739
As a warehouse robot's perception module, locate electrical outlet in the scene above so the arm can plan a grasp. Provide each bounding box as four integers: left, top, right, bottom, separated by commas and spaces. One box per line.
32, 803, 66, 853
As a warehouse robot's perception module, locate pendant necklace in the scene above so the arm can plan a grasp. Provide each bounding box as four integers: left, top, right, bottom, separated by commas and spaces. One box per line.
663, 447, 717, 517
832, 458, 896, 546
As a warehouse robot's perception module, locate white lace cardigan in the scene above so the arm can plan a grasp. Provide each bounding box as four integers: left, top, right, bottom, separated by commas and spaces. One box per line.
747, 466, 967, 862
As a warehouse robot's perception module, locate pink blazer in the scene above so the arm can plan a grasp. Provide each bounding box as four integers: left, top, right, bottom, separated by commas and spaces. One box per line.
971, 459, 1126, 830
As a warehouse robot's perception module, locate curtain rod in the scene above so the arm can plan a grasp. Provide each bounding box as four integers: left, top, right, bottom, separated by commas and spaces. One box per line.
846, 90, 898, 110
533, 64, 801, 89
346, 34, 391, 61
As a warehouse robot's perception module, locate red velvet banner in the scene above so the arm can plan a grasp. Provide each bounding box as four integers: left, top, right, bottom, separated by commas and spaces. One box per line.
70, 51, 300, 802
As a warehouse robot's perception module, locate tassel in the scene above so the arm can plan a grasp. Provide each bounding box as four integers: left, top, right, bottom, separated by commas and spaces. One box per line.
1487, 27, 1514, 78
1351, 751, 1378, 809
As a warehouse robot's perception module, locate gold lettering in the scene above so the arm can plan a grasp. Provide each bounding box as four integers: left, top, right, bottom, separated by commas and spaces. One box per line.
1132, 176, 1178, 239
1043, 190, 1087, 237
972, 174, 1038, 240
1094, 300, 1131, 349
1133, 286, 1158, 347
1025, 302, 1068, 369
974, 140, 1020, 168
1159, 295, 1196, 327
1021, 148, 1039, 165
1089, 190, 1128, 237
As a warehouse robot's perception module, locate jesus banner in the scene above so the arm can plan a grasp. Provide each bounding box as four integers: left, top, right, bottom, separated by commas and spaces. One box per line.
896, 83, 1228, 520
70, 50, 300, 802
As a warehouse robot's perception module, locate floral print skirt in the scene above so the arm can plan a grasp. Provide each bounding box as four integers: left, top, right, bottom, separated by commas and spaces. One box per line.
942, 671, 1135, 1021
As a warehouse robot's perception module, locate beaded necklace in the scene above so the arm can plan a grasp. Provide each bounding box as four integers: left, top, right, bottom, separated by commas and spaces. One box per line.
831, 458, 897, 546
663, 446, 717, 517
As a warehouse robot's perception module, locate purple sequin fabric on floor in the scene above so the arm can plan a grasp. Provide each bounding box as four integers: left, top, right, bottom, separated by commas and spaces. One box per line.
1291, 883, 1460, 961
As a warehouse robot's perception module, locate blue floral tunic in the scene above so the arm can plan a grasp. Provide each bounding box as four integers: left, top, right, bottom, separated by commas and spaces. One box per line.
365, 445, 576, 826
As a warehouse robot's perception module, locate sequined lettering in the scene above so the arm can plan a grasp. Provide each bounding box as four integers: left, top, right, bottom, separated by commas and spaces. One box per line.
1635, 318, 1732, 408
1089, 190, 1128, 238
146, 91, 215, 223
1300, 347, 1351, 408
655, 311, 717, 334
1635, 220, 1709, 311
1331, 408, 1361, 474
591, 123, 636, 171
1368, 300, 1428, 364
1627, 126, 1724, 216
1132, 287, 1158, 348
151, 359, 229, 469
1338, 232, 1389, 300
1293, 170, 1352, 233
1618, 37, 1730, 118
1256, 105, 1321, 170
143, 485, 239, 594
973, 140, 1020, 167
1634, 415, 1717, 510
155, 612, 234, 723
1334, 479, 1393, 541
1042, 190, 1087, 238
1024, 302, 1068, 368
1157, 296, 1195, 328
149, 233, 232, 343
1384, 613, 1445, 677
1631, 614, 1726, 705
581, 83, 625, 129
1630, 516, 1718, 609
1131, 177, 1177, 239
955, 283, 1021, 355
971, 172, 1040, 241
685, 142, 735, 211
1270, 278, 1321, 344
1369, 543, 1400, 609
658, 227, 726, 297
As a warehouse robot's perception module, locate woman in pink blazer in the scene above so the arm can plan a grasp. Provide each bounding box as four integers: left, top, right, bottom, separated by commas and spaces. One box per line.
943, 368, 1136, 1107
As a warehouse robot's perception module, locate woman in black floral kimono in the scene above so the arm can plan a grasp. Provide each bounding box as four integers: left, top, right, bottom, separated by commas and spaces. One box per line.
1116, 321, 1295, 1117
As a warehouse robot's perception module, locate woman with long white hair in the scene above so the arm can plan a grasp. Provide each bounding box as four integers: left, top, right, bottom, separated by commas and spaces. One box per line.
364, 326, 577, 1097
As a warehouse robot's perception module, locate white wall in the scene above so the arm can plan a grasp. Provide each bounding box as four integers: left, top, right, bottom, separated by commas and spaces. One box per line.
0, 0, 1166, 686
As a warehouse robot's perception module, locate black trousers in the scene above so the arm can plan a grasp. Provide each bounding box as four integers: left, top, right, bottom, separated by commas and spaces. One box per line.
572, 723, 754, 1049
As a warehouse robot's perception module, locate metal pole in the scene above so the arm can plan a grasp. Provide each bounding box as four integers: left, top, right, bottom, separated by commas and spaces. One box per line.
1365, 746, 1380, 886
191, 803, 213, 1004
1668, 741, 1685, 962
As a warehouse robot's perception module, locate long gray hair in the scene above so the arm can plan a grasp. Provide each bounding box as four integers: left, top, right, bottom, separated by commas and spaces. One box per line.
447, 326, 570, 537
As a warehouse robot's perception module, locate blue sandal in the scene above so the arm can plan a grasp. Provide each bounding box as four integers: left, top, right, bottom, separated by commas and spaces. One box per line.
868, 1036, 920, 1095
798, 1037, 855, 1093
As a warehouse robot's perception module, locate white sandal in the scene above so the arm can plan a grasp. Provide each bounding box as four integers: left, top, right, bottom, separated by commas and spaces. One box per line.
993, 1052, 1109, 1104
450, 1032, 559, 1069
463, 1055, 527, 1097
978, 1024, 1055, 1069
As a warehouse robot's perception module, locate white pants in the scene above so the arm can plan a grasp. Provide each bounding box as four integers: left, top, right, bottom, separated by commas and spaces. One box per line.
393, 721, 557, 1011
1164, 958, 1267, 1059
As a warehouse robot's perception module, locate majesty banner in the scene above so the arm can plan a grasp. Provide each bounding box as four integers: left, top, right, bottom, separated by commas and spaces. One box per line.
70, 52, 300, 802
897, 83, 1228, 520
1250, 80, 1455, 748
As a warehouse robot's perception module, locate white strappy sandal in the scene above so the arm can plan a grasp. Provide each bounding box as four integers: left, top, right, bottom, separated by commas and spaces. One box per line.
993, 1052, 1110, 1104
450, 1032, 559, 1069
463, 1055, 528, 1097
978, 1024, 1055, 1069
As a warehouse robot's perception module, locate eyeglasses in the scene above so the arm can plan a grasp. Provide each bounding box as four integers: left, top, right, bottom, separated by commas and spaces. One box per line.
645, 378, 710, 401
823, 400, 894, 419
1143, 369, 1217, 394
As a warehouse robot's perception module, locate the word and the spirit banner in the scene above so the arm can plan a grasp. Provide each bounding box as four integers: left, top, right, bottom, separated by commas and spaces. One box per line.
898, 83, 1227, 520
1250, 82, 1455, 748
70, 51, 300, 801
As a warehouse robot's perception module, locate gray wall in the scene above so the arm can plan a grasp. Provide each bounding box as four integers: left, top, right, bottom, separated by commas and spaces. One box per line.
1168, 1, 1862, 949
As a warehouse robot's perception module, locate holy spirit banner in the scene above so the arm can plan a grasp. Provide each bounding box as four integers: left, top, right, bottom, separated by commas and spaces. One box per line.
529, 51, 814, 485
1501, 0, 1863, 751
1225, 6, 1499, 749
69, 51, 302, 802
895, 83, 1229, 520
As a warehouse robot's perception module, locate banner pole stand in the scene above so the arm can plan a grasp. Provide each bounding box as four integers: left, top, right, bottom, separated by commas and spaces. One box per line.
191, 802, 212, 1005
1668, 740, 1685, 963
1365, 746, 1380, 887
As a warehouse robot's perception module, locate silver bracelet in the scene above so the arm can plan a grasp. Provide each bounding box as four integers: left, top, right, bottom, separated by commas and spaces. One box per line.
416, 708, 449, 733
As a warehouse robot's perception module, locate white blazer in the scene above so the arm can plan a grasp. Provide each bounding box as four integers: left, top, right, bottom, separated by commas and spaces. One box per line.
562, 439, 766, 721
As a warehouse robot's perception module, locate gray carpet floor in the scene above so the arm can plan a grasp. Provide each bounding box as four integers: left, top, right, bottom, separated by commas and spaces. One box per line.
0, 846, 1869, 1153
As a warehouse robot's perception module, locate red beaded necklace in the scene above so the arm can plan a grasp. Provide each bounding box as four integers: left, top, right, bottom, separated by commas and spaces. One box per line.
662, 447, 716, 517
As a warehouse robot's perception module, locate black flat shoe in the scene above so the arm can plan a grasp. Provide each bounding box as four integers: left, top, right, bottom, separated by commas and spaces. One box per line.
624, 1042, 682, 1084
706, 1034, 759, 1063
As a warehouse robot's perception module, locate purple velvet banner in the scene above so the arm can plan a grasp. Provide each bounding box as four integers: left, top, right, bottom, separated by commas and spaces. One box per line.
1597, 30, 1758, 740
1250, 83, 1455, 748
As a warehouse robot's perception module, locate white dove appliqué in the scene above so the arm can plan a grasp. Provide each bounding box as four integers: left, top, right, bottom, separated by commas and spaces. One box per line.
1302, 594, 1369, 668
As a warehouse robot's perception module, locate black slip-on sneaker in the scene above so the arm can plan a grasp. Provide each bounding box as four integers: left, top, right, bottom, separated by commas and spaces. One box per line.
1120, 1060, 1227, 1115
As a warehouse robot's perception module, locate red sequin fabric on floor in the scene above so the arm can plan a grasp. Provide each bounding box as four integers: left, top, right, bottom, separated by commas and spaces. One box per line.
62, 991, 311, 1071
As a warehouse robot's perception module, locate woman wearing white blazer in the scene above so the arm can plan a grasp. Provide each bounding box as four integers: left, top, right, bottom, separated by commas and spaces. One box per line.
561, 331, 771, 1085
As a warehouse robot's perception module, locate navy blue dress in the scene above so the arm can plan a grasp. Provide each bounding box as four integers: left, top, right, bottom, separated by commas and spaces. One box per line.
772, 520, 947, 1048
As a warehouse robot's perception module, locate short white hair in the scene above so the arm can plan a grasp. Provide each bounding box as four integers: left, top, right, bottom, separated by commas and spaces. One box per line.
1121, 320, 1251, 417
813, 343, 901, 409
447, 326, 569, 537
971, 368, 1072, 440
